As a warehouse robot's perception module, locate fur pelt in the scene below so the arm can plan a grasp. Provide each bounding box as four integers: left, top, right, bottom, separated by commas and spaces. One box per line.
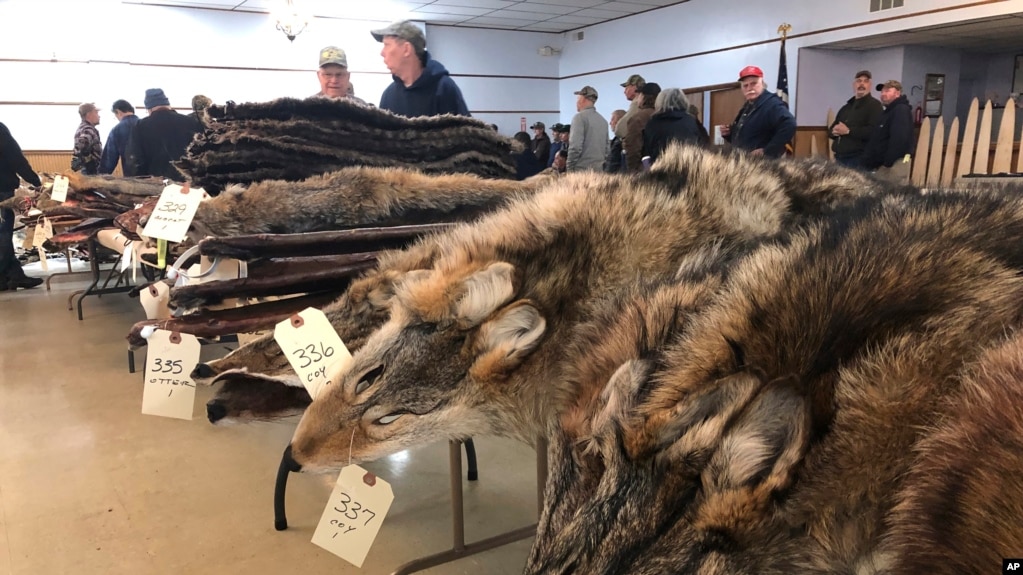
188, 166, 538, 239
195, 147, 887, 425
526, 186, 1023, 574
284, 146, 888, 468
176, 97, 517, 191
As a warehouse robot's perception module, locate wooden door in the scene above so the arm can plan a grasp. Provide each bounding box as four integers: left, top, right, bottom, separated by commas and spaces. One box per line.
686, 90, 705, 124
710, 86, 745, 130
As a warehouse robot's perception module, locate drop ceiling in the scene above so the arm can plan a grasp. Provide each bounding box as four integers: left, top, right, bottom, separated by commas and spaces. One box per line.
130, 0, 689, 33
816, 13, 1023, 53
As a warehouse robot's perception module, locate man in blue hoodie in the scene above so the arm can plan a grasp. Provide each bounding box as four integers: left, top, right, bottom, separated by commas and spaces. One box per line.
371, 21, 470, 118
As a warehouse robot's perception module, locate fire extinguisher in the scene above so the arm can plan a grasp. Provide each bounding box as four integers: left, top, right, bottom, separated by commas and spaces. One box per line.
914, 105, 923, 125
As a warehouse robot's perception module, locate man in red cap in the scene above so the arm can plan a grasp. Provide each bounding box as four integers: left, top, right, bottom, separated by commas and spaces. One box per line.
720, 65, 795, 158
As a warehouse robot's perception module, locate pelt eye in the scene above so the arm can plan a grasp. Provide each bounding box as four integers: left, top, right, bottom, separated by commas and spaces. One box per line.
355, 365, 384, 395
375, 413, 405, 425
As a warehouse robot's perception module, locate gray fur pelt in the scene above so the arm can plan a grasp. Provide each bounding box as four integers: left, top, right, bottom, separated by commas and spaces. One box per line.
176, 97, 517, 191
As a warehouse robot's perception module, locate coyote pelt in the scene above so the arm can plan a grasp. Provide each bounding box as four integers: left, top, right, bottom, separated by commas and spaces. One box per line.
525, 188, 1023, 574
285, 146, 889, 469
188, 166, 537, 239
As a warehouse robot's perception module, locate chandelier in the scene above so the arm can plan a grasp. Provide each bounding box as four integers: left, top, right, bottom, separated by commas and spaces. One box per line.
274, 0, 309, 42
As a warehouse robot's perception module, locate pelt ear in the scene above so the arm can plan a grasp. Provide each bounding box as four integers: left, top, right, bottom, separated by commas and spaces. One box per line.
454, 262, 517, 327
702, 377, 809, 493
471, 300, 546, 377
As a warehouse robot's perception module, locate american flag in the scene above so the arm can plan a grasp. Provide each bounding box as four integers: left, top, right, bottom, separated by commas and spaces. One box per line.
776, 36, 789, 107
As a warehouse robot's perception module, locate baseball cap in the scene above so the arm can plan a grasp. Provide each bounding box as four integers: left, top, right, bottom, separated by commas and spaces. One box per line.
876, 80, 903, 92
855, 70, 872, 80
620, 74, 646, 88
530, 121, 545, 130
319, 46, 348, 68
574, 86, 599, 101
738, 65, 764, 80
640, 82, 662, 97
370, 21, 426, 54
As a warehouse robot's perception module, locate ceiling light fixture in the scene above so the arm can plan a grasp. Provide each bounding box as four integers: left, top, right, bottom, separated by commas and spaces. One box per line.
274, 0, 308, 42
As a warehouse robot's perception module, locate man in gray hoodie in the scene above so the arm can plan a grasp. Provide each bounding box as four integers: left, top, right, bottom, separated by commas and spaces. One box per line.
568, 85, 609, 172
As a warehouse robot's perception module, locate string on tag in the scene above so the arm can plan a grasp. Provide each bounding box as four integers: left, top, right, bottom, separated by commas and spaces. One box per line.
348, 428, 356, 468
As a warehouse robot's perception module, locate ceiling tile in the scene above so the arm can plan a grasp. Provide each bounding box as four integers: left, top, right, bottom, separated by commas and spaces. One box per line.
406, 11, 473, 22
488, 8, 561, 19
544, 14, 605, 24
410, 4, 493, 15
513, 2, 581, 15
594, 2, 653, 13
526, 0, 606, 7
429, 0, 518, 9
462, 15, 539, 26
573, 7, 633, 18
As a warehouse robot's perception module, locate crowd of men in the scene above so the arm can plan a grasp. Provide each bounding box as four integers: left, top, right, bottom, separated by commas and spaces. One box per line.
67, 19, 914, 184
9, 24, 920, 290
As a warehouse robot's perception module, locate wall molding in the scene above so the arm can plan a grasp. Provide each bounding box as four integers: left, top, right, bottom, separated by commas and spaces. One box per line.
560, 0, 1011, 80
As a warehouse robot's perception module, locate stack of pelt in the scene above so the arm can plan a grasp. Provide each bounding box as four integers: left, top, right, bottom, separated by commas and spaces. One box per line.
0, 173, 166, 250
176, 97, 517, 192
125, 167, 544, 348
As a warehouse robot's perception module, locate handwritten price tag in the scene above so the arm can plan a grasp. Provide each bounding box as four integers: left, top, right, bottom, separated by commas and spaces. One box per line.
51, 175, 69, 203
311, 465, 393, 567
274, 308, 353, 400
141, 330, 200, 420
141, 184, 205, 243
31, 218, 52, 248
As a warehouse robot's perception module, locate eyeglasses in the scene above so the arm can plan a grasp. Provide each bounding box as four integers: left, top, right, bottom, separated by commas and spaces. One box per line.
319, 72, 349, 80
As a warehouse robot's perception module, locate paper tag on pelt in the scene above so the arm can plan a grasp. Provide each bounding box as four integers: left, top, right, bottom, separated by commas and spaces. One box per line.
274, 308, 353, 400
37, 247, 48, 272
141, 183, 205, 243
199, 255, 241, 283
140, 282, 172, 320
51, 175, 69, 203
32, 221, 47, 248
141, 330, 200, 420
311, 465, 393, 567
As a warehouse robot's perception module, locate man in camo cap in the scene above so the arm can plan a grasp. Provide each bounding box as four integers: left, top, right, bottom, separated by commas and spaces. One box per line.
371, 20, 469, 117
616, 74, 646, 166
313, 45, 366, 104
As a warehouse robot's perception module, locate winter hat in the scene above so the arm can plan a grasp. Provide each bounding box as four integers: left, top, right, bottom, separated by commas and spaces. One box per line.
144, 88, 170, 109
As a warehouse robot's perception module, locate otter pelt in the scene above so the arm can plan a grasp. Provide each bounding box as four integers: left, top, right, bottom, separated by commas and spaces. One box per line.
196, 118, 512, 162
180, 97, 516, 185
187, 166, 541, 239
178, 148, 516, 191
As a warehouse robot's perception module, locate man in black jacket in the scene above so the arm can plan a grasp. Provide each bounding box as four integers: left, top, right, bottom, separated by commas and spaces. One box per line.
0, 122, 43, 290
861, 79, 914, 185
829, 70, 883, 169
125, 88, 201, 181
530, 122, 551, 164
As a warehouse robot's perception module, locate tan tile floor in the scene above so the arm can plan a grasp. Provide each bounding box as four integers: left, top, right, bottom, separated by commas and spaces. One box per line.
0, 276, 538, 574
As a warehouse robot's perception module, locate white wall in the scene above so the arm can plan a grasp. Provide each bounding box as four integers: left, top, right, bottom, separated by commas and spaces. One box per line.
901, 45, 961, 125
3, 0, 1023, 149
427, 25, 561, 136
0, 2, 560, 149
795, 48, 898, 126
553, 0, 1023, 125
